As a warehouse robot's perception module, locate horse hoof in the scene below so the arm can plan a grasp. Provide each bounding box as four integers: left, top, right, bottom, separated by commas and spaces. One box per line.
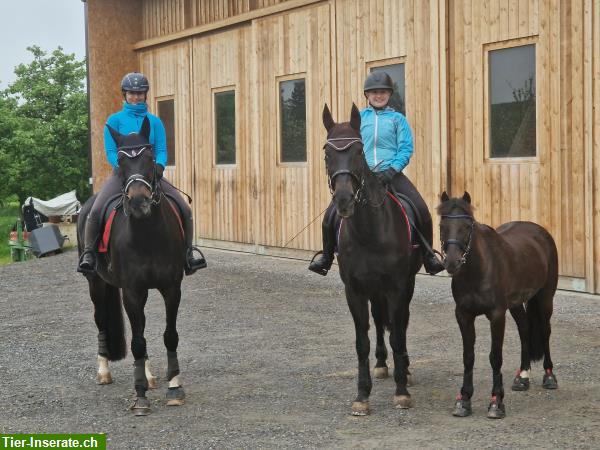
452, 399, 472, 417
147, 377, 158, 390
511, 375, 530, 391
166, 386, 186, 406
487, 398, 506, 419
351, 401, 370, 416
543, 372, 558, 390
393, 395, 413, 409
96, 373, 113, 385
131, 397, 151, 416
373, 367, 388, 379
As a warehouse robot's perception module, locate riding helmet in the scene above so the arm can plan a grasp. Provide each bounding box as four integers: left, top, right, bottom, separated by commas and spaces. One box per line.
363, 71, 394, 93
121, 72, 150, 93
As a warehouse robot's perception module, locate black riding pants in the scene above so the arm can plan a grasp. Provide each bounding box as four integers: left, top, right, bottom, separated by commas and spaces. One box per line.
389, 171, 434, 244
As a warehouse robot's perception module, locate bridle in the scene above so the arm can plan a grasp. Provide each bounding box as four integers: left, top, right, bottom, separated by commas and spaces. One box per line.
117, 145, 162, 211
440, 213, 475, 267
324, 137, 365, 204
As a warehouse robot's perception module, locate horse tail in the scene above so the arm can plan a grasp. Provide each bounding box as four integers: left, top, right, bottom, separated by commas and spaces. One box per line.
104, 284, 127, 361
526, 289, 552, 362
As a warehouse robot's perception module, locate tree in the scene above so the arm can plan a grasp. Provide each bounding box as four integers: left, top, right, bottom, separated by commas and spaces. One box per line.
0, 46, 90, 207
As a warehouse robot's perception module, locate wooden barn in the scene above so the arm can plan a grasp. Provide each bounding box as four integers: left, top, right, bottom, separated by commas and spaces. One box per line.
84, 0, 600, 294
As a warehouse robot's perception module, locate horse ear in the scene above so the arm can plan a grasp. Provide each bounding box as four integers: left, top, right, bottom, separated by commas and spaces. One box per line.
350, 103, 361, 131
441, 191, 449, 202
140, 116, 151, 140
323, 104, 335, 132
106, 124, 121, 146
462, 191, 471, 204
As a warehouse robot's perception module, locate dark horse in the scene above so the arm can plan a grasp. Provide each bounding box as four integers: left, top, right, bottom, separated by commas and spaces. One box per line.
78, 117, 186, 416
322, 104, 421, 415
438, 191, 558, 419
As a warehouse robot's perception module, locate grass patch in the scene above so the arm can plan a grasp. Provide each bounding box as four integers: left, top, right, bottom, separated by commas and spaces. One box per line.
0, 201, 21, 265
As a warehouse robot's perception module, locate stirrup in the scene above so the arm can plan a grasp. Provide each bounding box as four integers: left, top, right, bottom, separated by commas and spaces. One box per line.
185, 246, 207, 275
308, 251, 333, 276
77, 250, 97, 275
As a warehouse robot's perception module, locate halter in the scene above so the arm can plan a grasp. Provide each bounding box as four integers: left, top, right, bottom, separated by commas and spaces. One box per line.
117, 145, 161, 213
324, 137, 365, 203
440, 214, 475, 267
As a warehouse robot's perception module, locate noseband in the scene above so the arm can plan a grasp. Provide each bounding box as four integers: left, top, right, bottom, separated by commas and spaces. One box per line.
117, 145, 161, 208
441, 214, 475, 267
324, 137, 365, 203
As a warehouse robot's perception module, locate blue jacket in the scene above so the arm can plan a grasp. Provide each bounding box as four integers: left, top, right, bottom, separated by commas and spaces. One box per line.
360, 106, 414, 172
104, 102, 168, 169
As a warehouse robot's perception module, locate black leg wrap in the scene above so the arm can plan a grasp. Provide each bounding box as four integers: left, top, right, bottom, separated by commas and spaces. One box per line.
167, 351, 180, 382
97, 331, 108, 357
133, 357, 148, 395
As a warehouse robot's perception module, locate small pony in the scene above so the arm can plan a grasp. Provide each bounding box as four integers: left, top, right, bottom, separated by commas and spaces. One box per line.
438, 191, 558, 419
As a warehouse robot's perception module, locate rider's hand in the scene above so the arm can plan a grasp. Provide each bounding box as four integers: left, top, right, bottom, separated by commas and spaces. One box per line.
380, 167, 397, 185
155, 164, 165, 180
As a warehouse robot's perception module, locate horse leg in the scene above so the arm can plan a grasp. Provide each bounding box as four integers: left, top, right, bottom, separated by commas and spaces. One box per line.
122, 288, 151, 416
452, 308, 475, 417
531, 288, 558, 389
403, 276, 416, 386
159, 284, 185, 406
346, 286, 372, 416
486, 311, 506, 419
509, 305, 531, 391
388, 293, 412, 409
370, 296, 388, 379
89, 279, 126, 385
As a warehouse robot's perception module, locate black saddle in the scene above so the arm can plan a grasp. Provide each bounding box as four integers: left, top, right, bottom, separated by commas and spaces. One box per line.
389, 189, 422, 247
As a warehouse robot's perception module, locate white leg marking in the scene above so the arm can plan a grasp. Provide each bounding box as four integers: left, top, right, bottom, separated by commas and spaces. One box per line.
520, 370, 529, 379
169, 375, 182, 388
97, 355, 109, 375
145, 359, 154, 379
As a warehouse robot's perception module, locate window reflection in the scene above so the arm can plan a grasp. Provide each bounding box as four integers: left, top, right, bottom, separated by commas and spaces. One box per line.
489, 44, 536, 158
215, 90, 236, 165
280, 79, 307, 163
370, 64, 406, 115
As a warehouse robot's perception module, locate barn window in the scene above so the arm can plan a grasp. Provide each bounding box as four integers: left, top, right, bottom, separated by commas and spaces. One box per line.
214, 90, 236, 165
370, 63, 406, 115
157, 98, 175, 166
489, 44, 536, 158
279, 78, 307, 163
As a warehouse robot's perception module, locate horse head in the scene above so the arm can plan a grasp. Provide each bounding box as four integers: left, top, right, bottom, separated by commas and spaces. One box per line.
322, 103, 370, 218
437, 191, 475, 275
107, 116, 158, 219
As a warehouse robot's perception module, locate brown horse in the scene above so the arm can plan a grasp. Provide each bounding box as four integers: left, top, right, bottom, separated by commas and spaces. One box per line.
438, 191, 558, 419
322, 104, 421, 416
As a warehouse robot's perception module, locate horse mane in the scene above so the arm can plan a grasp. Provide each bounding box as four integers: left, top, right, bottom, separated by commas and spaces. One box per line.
437, 197, 475, 217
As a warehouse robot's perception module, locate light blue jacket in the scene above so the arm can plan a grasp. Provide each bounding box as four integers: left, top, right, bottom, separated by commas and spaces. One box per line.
104, 102, 168, 169
360, 106, 414, 172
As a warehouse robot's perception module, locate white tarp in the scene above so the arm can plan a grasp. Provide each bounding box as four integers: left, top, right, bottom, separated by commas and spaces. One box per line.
23, 190, 80, 217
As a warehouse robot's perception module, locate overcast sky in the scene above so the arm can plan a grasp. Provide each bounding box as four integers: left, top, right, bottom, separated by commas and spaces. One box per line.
0, 1, 86, 89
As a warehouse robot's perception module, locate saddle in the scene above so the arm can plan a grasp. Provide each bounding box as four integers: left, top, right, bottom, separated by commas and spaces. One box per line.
387, 189, 422, 249
97, 194, 184, 253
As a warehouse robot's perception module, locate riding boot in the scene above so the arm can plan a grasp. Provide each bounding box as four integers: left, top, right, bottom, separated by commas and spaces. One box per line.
420, 218, 445, 275
183, 214, 206, 276
77, 214, 101, 275
309, 206, 337, 276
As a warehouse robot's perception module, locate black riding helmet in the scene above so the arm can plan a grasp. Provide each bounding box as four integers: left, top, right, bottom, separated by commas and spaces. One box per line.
121, 72, 150, 93
363, 71, 394, 93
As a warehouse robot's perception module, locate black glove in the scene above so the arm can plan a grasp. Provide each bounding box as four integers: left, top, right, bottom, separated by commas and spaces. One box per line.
378, 167, 397, 185
155, 164, 165, 180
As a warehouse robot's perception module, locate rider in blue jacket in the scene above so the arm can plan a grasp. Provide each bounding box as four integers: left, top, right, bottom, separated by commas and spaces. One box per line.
78, 72, 205, 276
309, 71, 444, 276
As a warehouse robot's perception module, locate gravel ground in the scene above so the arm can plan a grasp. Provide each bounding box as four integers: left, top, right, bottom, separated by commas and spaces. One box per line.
0, 248, 599, 449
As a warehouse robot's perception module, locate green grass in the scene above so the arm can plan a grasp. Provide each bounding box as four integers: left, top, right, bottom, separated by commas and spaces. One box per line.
0, 201, 21, 265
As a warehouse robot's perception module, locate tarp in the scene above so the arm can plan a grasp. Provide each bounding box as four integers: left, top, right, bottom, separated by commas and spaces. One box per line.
23, 190, 80, 217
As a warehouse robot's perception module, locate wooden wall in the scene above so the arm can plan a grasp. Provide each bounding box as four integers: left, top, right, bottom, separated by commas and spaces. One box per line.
86, 0, 600, 292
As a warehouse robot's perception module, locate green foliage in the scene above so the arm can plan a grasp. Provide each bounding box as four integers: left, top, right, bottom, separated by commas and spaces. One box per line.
0, 200, 20, 264
280, 80, 306, 162
0, 46, 90, 207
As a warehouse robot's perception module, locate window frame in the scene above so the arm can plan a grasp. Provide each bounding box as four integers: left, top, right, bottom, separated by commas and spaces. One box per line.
155, 95, 176, 167
276, 73, 308, 167
484, 37, 539, 164
365, 56, 407, 115
212, 85, 237, 168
